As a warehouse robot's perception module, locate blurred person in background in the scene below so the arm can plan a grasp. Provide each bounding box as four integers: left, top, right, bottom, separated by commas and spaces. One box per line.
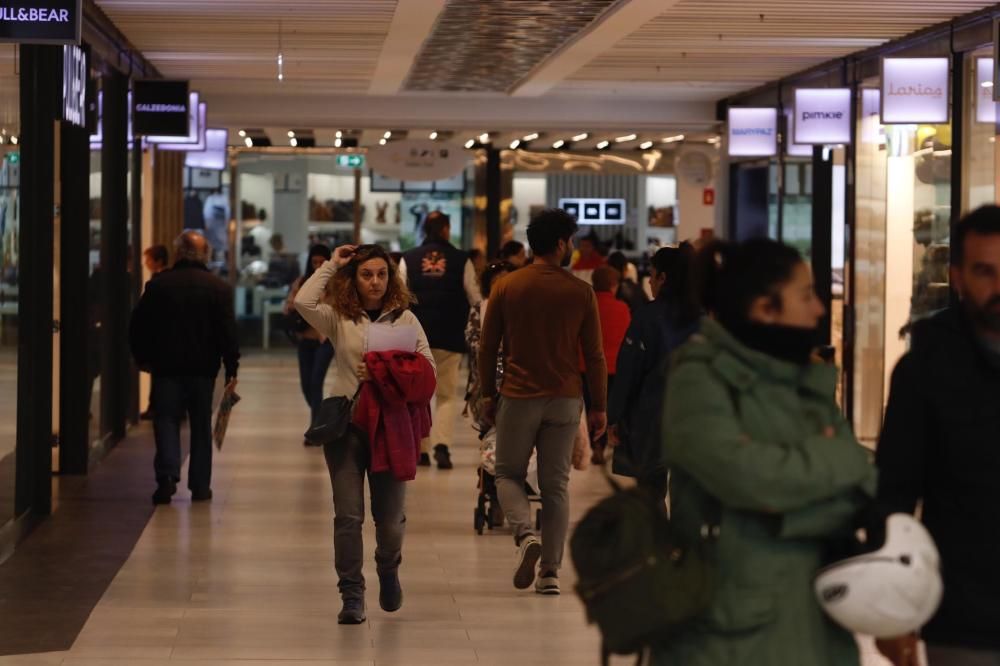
285, 244, 334, 445
607, 244, 699, 501
607, 250, 646, 313
499, 240, 527, 269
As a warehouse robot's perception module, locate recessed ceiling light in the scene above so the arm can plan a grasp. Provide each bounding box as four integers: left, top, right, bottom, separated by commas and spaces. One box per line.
615, 133, 637, 143
9, 136, 17, 145
639, 141, 653, 149
572, 133, 588, 142
290, 137, 298, 147
661, 134, 685, 143
552, 139, 565, 149
510, 139, 521, 149
238, 129, 246, 138
479, 133, 490, 143
287, 130, 295, 138
522, 133, 539, 141
335, 130, 343, 138
334, 138, 342, 147
383, 131, 392, 139
596, 140, 610, 149
244, 137, 253, 147
707, 136, 721, 145
465, 139, 475, 149
429, 131, 438, 140
379, 138, 387, 146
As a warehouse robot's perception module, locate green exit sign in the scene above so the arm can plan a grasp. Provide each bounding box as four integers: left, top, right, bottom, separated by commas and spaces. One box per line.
336, 154, 365, 169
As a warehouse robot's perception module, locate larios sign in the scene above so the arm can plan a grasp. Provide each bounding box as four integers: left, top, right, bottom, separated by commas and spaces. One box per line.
881, 57, 950, 124
794, 88, 852, 145
132, 80, 190, 137
728, 107, 777, 157
0, 0, 80, 45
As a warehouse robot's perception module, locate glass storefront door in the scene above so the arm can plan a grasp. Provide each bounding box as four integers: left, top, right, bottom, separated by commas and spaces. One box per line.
0, 148, 18, 526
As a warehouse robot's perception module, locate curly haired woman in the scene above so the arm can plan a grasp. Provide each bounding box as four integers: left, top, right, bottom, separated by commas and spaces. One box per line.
295, 244, 435, 625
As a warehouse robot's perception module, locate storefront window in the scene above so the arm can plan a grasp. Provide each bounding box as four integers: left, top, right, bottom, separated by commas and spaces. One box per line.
0, 148, 18, 524
781, 159, 813, 258
88, 149, 104, 448
964, 50, 997, 213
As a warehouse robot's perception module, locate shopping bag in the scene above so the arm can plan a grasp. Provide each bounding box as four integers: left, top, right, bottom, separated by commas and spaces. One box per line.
213, 379, 241, 450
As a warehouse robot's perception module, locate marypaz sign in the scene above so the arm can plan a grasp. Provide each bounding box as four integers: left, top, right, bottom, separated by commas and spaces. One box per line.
728, 107, 777, 157
881, 57, 950, 124
0, 0, 80, 45
794, 88, 852, 145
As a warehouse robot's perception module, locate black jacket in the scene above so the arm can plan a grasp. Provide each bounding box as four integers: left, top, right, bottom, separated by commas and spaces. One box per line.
130, 261, 240, 380
877, 307, 1000, 649
404, 240, 469, 353
608, 298, 698, 478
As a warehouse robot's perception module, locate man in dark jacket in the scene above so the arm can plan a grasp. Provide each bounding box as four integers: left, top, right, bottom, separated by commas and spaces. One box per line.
130, 231, 240, 505
877, 206, 1000, 665
400, 212, 481, 469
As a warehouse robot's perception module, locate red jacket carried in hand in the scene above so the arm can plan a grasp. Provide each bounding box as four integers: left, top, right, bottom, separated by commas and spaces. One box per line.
352, 351, 436, 481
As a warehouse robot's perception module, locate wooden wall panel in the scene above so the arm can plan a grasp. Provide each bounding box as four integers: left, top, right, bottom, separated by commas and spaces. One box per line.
151, 150, 184, 260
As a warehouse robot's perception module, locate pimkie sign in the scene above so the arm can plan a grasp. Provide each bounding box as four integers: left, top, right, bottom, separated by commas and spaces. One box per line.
0, 0, 80, 45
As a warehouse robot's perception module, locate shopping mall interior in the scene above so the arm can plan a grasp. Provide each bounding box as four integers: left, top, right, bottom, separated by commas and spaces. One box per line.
2, 1, 1000, 664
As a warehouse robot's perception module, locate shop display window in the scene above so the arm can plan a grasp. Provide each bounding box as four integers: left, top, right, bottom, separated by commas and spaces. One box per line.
964, 50, 997, 213
87, 149, 105, 449
0, 149, 18, 525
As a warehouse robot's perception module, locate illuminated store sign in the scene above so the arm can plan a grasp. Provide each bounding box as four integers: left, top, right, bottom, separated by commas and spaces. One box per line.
881, 57, 950, 124
785, 110, 813, 157
61, 44, 86, 128
728, 107, 777, 157
0, 0, 80, 44
977, 58, 997, 124
559, 198, 626, 225
794, 88, 852, 145
132, 80, 190, 137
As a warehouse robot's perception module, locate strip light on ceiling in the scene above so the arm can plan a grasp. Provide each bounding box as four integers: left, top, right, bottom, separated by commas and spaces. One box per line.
334, 138, 342, 147
639, 141, 653, 149
429, 131, 438, 140
383, 131, 392, 139
615, 133, 637, 143
661, 134, 685, 143
510, 139, 521, 149
596, 140, 610, 149
465, 139, 475, 149
572, 133, 588, 142
522, 132, 539, 141
552, 139, 565, 149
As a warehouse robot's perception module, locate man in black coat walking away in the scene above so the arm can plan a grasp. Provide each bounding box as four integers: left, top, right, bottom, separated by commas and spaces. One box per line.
130, 231, 240, 505
877, 206, 1000, 665
399, 211, 481, 469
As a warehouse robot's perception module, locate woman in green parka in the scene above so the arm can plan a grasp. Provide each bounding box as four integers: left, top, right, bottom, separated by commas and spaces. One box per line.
655, 239, 877, 666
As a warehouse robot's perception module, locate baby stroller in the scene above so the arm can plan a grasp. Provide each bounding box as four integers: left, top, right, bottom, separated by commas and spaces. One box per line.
474, 426, 542, 535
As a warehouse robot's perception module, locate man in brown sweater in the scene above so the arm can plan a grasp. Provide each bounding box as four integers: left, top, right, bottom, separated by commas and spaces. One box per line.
480, 208, 608, 596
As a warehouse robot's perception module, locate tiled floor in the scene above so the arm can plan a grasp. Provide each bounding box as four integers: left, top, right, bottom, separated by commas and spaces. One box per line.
0, 354, 894, 665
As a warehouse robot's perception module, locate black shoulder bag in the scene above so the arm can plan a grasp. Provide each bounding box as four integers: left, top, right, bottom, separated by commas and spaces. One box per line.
304, 385, 362, 446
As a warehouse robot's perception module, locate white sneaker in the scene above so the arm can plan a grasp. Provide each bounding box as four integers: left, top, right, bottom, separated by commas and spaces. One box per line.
513, 535, 542, 590
535, 570, 560, 595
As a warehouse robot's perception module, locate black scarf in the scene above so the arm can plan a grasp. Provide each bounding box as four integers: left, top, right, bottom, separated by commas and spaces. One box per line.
726, 321, 819, 366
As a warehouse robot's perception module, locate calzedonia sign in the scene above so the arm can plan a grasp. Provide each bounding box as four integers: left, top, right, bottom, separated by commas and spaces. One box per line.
0, 0, 80, 45
728, 107, 777, 157
132, 80, 190, 137
880, 57, 950, 125
794, 88, 852, 145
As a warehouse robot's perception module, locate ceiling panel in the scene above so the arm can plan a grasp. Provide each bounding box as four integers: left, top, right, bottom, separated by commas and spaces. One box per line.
567, 0, 999, 100
404, 0, 620, 92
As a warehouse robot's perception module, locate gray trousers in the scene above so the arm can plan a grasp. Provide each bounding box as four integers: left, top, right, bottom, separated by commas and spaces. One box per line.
323, 426, 406, 601
927, 645, 1000, 666
495, 395, 582, 573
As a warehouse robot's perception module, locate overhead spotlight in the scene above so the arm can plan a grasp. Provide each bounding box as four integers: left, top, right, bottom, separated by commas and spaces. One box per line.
287, 130, 295, 138
522, 132, 539, 141
244, 137, 253, 147
465, 139, 476, 149
706, 136, 721, 145
379, 138, 387, 146
510, 139, 521, 149
335, 130, 343, 138
238, 129, 246, 138
383, 131, 392, 139
479, 132, 490, 143
615, 133, 638, 143
661, 134, 685, 143
572, 133, 589, 142
552, 139, 565, 149
0, 136, 5, 145
334, 138, 342, 147
982, 81, 995, 89
10, 136, 18, 145
596, 140, 610, 149
429, 131, 438, 140
290, 137, 298, 147
639, 141, 654, 149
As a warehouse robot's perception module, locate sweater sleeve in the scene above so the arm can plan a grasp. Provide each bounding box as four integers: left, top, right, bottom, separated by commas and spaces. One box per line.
478, 283, 504, 401
294, 261, 340, 346
581, 289, 608, 411
663, 357, 874, 513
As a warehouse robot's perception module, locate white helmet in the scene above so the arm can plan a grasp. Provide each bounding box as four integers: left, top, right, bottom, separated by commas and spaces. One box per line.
814, 513, 943, 638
